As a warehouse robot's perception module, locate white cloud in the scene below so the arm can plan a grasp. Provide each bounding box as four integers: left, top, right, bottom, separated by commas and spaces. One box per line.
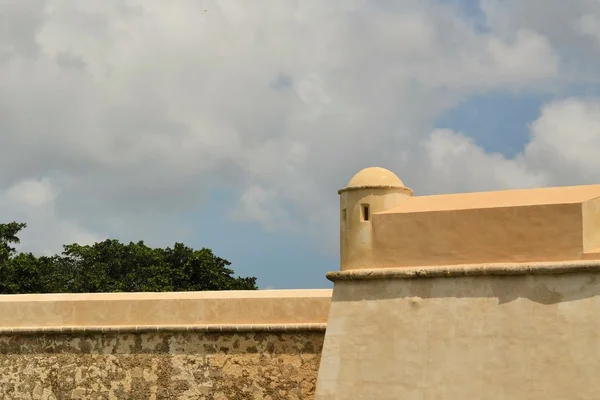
6, 179, 55, 208
412, 96, 600, 197
0, 0, 599, 257
0, 179, 102, 255
415, 129, 545, 195
480, 0, 600, 84
523, 98, 600, 185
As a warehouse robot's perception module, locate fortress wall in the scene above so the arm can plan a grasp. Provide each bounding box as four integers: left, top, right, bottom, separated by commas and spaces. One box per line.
0, 289, 332, 400
583, 196, 600, 254
316, 263, 600, 400
372, 203, 584, 268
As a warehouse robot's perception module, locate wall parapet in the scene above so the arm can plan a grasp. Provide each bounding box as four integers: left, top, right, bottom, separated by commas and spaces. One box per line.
326, 260, 600, 281
0, 289, 332, 330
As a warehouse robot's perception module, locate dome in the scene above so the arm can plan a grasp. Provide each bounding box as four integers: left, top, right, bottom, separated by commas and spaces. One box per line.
346, 167, 405, 189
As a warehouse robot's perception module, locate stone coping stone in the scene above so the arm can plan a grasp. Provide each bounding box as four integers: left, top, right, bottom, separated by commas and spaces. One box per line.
327, 260, 600, 281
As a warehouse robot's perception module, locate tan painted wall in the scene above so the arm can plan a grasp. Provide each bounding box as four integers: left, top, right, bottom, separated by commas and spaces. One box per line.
316, 266, 600, 400
583, 196, 600, 255
369, 184, 600, 268
319, 168, 600, 398
0, 289, 331, 328
0, 289, 332, 399
340, 188, 411, 270
338, 166, 413, 271
372, 202, 584, 267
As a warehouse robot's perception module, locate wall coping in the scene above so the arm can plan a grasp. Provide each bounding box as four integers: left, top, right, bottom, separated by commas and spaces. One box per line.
0, 323, 328, 335
327, 260, 600, 281
0, 289, 332, 330
0, 289, 330, 301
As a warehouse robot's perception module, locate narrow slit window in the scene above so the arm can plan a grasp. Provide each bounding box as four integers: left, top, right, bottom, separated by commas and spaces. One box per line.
341, 209, 347, 222
362, 204, 370, 221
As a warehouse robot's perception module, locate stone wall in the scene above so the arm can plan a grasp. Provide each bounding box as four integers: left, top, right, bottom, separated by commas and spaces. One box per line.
0, 289, 331, 399
0, 327, 324, 399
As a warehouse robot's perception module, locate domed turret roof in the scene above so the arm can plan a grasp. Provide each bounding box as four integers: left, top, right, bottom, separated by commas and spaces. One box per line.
339, 167, 412, 194
347, 167, 405, 188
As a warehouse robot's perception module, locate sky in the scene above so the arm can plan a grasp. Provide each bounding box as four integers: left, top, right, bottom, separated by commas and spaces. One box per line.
2, 0, 600, 290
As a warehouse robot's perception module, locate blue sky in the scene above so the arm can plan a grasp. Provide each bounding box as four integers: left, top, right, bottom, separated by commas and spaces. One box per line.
437, 91, 549, 157
185, 189, 337, 289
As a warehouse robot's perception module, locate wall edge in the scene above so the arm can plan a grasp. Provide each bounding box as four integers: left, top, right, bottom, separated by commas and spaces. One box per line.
0, 323, 328, 335
326, 259, 600, 281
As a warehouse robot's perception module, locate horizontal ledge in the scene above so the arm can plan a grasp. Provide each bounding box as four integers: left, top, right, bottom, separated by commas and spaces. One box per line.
327, 260, 600, 282
0, 323, 328, 335
0, 289, 332, 301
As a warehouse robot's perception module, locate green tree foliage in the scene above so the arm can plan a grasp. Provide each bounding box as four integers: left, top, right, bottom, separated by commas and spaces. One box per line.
0, 222, 257, 294
0, 222, 26, 261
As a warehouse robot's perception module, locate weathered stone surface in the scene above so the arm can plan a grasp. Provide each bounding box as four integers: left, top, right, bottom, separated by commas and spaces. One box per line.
0, 331, 324, 399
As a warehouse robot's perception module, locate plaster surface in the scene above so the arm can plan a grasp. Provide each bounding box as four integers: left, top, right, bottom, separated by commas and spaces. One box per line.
317, 166, 600, 399
372, 184, 600, 268
341, 167, 411, 192
382, 184, 600, 212
339, 167, 413, 271
0, 289, 332, 329
338, 167, 600, 270
316, 268, 600, 400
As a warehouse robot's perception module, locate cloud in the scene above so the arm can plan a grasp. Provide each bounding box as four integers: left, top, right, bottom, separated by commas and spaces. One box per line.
523, 98, 600, 185
480, 0, 600, 84
0, 0, 598, 258
6, 179, 55, 208
414, 129, 545, 195
413, 96, 600, 196
0, 179, 102, 255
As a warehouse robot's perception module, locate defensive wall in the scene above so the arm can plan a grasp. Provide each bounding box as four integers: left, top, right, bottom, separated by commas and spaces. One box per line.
0, 289, 331, 399
3, 166, 600, 399
315, 167, 600, 400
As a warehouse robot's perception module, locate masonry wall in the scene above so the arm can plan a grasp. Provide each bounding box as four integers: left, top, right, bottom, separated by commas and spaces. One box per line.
0, 289, 331, 400
316, 263, 600, 400
0, 328, 324, 399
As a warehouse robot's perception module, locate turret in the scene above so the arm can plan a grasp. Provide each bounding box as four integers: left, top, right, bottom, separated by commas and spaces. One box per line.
338, 167, 413, 270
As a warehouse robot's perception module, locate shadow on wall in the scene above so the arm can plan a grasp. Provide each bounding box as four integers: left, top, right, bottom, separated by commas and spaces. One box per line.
331, 273, 600, 305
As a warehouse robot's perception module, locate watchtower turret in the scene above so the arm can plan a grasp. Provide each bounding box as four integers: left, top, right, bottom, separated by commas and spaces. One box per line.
338, 167, 413, 270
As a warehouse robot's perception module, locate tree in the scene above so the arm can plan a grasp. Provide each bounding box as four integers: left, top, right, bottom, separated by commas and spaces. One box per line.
0, 222, 257, 294
0, 222, 26, 261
